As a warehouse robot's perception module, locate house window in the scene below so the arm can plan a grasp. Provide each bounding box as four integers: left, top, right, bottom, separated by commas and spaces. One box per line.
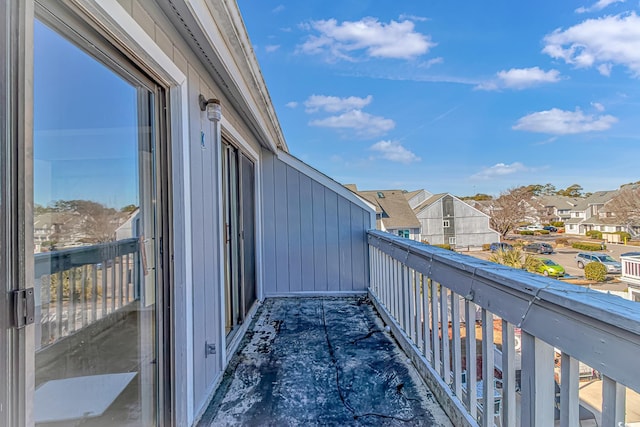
448, 237, 456, 245
398, 230, 410, 238
443, 220, 450, 228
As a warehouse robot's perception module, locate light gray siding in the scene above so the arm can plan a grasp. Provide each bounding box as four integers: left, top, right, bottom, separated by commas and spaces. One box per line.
262, 152, 373, 295
418, 197, 499, 247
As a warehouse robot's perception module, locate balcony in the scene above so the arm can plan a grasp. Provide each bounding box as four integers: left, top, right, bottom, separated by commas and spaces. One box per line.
31, 232, 640, 426
199, 230, 640, 426
622, 253, 640, 286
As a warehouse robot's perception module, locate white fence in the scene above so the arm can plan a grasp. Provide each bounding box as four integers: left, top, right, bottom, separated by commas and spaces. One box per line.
368, 230, 640, 427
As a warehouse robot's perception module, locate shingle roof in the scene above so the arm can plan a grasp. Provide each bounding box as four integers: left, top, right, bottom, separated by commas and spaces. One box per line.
351, 189, 420, 229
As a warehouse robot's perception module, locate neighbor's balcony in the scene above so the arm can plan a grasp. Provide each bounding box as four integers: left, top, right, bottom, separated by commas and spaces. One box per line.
622, 253, 640, 286
205, 230, 640, 427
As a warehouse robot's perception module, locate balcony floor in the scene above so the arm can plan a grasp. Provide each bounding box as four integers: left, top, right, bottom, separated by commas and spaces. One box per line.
198, 296, 452, 426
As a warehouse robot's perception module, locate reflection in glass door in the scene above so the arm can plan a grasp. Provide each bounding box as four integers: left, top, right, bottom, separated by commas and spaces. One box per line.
223, 143, 256, 341
32, 18, 161, 426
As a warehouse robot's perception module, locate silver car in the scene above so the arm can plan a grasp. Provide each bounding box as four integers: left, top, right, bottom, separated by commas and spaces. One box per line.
575, 252, 622, 274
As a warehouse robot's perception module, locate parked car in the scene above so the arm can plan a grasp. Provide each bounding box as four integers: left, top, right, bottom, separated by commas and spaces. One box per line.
543, 226, 557, 232
523, 242, 553, 254
575, 252, 622, 273
536, 258, 565, 277
490, 242, 513, 252
621, 251, 640, 257
526, 225, 543, 231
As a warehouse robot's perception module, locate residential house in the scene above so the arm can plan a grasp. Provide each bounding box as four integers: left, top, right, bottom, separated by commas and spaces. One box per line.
564, 190, 619, 236
3, 1, 638, 426
530, 195, 580, 224
347, 186, 420, 240
411, 193, 500, 248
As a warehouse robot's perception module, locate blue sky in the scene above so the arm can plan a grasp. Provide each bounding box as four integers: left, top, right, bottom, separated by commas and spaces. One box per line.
237, 0, 640, 196
34, 20, 139, 209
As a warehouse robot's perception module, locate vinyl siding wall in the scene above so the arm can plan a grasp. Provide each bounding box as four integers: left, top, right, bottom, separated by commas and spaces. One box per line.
261, 151, 374, 296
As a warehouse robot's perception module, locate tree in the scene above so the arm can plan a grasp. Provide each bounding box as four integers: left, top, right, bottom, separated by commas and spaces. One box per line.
605, 185, 640, 236
557, 184, 583, 197
489, 247, 542, 271
488, 187, 532, 238
49, 199, 124, 243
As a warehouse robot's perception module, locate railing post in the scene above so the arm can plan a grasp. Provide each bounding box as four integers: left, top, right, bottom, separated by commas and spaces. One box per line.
520, 332, 554, 427
441, 287, 450, 384
465, 300, 477, 419
422, 274, 431, 362
501, 321, 516, 427
431, 280, 440, 375
451, 292, 462, 397
602, 376, 625, 426
481, 308, 494, 427
559, 352, 579, 427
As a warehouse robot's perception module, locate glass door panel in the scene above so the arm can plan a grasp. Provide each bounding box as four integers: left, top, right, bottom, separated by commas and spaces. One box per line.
223, 144, 256, 342
32, 18, 158, 426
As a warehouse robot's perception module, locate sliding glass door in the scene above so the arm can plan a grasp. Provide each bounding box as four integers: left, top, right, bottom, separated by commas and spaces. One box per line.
223, 143, 256, 341
29, 10, 166, 426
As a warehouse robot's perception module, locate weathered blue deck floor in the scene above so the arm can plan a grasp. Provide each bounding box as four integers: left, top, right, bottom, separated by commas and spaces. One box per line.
199, 297, 451, 426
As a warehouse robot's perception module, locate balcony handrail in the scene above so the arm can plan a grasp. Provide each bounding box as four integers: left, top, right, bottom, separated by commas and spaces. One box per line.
367, 229, 640, 426
34, 237, 139, 277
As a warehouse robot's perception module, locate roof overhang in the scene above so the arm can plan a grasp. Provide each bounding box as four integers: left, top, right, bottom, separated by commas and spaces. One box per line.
158, 0, 287, 153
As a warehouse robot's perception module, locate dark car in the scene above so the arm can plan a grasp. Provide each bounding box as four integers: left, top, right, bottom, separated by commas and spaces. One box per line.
523, 242, 553, 254
490, 242, 513, 252
543, 226, 557, 232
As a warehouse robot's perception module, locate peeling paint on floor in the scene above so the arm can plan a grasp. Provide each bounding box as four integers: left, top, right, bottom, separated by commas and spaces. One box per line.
199, 296, 452, 426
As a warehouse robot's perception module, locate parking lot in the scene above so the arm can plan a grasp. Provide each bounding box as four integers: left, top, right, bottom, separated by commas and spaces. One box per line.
469, 236, 635, 280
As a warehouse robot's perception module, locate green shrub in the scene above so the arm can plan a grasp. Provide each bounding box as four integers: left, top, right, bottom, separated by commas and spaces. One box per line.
572, 242, 603, 251
519, 230, 534, 235
584, 262, 607, 282
555, 238, 570, 246
551, 221, 565, 227
433, 244, 452, 250
586, 230, 603, 239
536, 229, 550, 235
482, 243, 491, 251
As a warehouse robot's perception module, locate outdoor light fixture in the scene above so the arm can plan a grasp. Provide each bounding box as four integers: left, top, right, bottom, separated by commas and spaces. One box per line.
199, 94, 222, 122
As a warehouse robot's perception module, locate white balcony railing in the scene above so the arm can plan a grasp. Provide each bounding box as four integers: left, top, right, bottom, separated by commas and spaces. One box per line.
34, 238, 140, 350
622, 254, 640, 286
367, 230, 640, 427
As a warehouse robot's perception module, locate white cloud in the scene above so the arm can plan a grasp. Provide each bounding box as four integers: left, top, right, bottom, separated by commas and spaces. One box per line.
265, 45, 280, 53
304, 94, 373, 113
575, 0, 624, 13
285, 101, 298, 108
398, 14, 429, 22
513, 108, 617, 134
471, 162, 530, 180
476, 67, 561, 90
370, 140, 421, 163
422, 57, 444, 68
298, 17, 436, 61
309, 110, 395, 138
272, 5, 285, 13
543, 12, 640, 77
591, 101, 605, 111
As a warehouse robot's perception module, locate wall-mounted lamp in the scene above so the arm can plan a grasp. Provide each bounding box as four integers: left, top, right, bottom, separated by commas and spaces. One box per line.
199, 95, 222, 122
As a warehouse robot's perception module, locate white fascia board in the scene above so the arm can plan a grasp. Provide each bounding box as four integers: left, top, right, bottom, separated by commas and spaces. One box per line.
183, 0, 282, 153
277, 150, 376, 222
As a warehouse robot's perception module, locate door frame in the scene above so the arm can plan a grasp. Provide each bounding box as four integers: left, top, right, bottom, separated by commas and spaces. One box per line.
2, 1, 35, 426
